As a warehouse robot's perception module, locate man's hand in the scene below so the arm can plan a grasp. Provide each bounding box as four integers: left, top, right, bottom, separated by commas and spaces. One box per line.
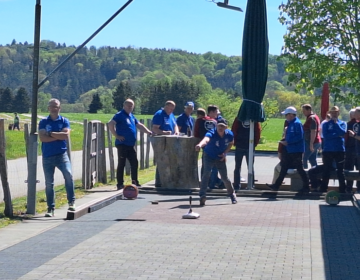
349, 130, 356, 137
310, 143, 314, 152
117, 135, 125, 142
174, 131, 180, 136
195, 144, 201, 152
218, 153, 226, 161
279, 140, 288, 146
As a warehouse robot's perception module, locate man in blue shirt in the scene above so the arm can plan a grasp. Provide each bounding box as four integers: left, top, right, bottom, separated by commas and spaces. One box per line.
195, 118, 237, 206
176, 101, 194, 135
321, 106, 347, 193
108, 99, 152, 190
152, 100, 179, 187
152, 100, 179, 135
266, 106, 309, 194
39, 98, 75, 217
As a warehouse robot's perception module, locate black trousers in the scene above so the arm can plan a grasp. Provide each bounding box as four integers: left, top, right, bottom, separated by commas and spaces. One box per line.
321, 151, 345, 192
116, 144, 138, 186
274, 152, 309, 189
344, 150, 360, 190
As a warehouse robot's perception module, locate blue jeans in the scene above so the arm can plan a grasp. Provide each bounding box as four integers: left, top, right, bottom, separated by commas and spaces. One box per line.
43, 153, 75, 209
303, 142, 321, 169
199, 153, 234, 197
233, 148, 254, 187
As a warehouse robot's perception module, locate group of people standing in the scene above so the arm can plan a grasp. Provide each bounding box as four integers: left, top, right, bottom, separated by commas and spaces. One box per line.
267, 104, 360, 195
40, 97, 360, 215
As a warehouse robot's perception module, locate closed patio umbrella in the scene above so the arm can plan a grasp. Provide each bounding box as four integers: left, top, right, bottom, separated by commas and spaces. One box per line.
237, 0, 268, 189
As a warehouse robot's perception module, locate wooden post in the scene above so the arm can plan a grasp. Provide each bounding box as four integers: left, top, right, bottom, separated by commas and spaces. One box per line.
86, 122, 93, 189
82, 119, 88, 188
150, 135, 200, 189
99, 123, 107, 184
139, 119, 145, 170
106, 122, 115, 181
0, 119, 13, 217
147, 119, 155, 166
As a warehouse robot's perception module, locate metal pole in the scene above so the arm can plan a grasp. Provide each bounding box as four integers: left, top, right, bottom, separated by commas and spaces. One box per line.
26, 0, 41, 214
38, 0, 134, 89
247, 120, 254, 190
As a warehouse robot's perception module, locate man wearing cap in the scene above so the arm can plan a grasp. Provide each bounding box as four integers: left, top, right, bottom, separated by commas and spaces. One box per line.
320, 105, 346, 193
266, 106, 309, 193
195, 118, 237, 206
108, 99, 153, 190
176, 101, 195, 136
152, 100, 179, 187
301, 104, 321, 169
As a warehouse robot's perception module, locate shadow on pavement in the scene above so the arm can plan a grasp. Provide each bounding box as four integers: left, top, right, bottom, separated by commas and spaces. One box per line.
320, 205, 360, 279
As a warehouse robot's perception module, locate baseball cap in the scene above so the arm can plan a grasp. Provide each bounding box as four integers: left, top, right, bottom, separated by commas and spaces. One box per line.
281, 106, 297, 115
217, 118, 228, 126
330, 106, 339, 112
185, 101, 194, 108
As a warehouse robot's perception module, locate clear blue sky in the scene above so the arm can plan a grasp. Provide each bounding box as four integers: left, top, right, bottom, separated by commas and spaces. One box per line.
0, 0, 286, 56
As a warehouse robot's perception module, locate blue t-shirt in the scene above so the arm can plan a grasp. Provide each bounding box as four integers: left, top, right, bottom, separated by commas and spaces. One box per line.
152, 109, 176, 134
112, 109, 139, 146
39, 115, 70, 158
176, 113, 194, 134
204, 128, 234, 159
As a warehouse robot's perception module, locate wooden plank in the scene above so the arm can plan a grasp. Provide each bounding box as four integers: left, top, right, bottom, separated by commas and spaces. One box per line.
86, 122, 92, 189
145, 119, 151, 168
0, 119, 13, 217
106, 122, 115, 181
82, 119, 88, 188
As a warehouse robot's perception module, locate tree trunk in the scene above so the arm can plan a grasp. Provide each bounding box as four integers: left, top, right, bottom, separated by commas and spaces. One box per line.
0, 119, 13, 217
151, 135, 200, 189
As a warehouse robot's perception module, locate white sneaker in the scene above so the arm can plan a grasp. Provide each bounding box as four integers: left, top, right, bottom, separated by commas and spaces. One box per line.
240, 177, 246, 183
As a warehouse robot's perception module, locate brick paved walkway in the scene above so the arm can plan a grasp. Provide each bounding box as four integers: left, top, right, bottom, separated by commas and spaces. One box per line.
0, 194, 359, 279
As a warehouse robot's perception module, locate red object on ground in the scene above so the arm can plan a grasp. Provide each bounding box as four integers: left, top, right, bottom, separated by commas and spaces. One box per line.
321, 82, 330, 121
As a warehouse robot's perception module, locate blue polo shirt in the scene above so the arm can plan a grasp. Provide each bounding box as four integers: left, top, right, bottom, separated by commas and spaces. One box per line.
112, 109, 139, 146
323, 119, 347, 152
176, 113, 194, 134
152, 109, 176, 133
39, 115, 70, 158
204, 128, 234, 160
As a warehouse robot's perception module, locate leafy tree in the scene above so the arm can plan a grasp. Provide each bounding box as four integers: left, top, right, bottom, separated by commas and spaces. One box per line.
0, 87, 14, 112
113, 81, 132, 111
279, 1, 360, 102
88, 94, 103, 113
13, 87, 30, 113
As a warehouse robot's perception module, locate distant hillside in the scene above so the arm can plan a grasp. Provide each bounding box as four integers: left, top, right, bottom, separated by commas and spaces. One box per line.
0, 40, 292, 115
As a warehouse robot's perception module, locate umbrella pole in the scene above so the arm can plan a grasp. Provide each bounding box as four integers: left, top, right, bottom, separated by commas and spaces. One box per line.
247, 120, 255, 190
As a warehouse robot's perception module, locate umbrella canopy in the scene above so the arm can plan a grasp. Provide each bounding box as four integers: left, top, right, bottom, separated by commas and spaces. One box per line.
321, 82, 330, 121
237, 0, 268, 122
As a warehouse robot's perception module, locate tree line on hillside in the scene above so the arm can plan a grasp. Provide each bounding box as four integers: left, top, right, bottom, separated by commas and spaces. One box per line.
0, 87, 31, 113
0, 40, 355, 118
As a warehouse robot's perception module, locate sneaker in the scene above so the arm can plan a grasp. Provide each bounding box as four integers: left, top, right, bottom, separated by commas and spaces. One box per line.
45, 208, 54, 217
230, 193, 237, 204
132, 180, 142, 188
68, 202, 76, 211
266, 183, 279, 191
240, 177, 246, 183
117, 184, 124, 190
200, 196, 206, 206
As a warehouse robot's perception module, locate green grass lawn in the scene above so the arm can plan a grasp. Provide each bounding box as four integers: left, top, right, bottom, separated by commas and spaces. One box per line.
2, 113, 289, 159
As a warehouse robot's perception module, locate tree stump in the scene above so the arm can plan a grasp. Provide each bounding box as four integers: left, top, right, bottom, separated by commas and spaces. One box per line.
151, 135, 200, 189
